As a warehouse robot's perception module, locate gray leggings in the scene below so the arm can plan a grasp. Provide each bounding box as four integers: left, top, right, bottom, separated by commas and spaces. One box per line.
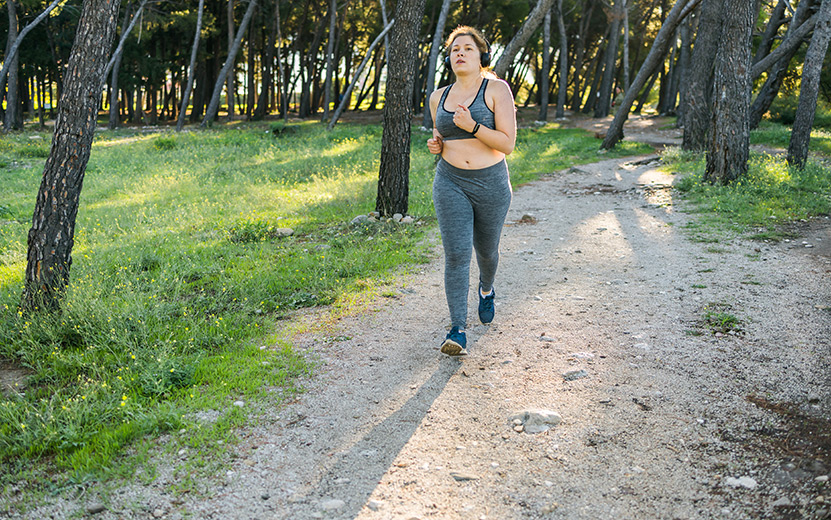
433, 158, 512, 329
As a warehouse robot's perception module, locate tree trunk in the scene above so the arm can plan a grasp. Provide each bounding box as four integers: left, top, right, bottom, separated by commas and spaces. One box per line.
601, 0, 703, 149
675, 13, 693, 124
226, 0, 236, 118
681, 0, 723, 149
109, 3, 134, 130
569, 0, 594, 111
749, 0, 815, 129
202, 0, 258, 127
322, 0, 337, 121
329, 20, 394, 129
538, 8, 552, 121
555, 0, 568, 118
422, 0, 452, 127
376, 0, 426, 217
22, 0, 122, 312
704, 0, 754, 184
178, 0, 205, 130
622, 0, 630, 91
751, 12, 818, 79
788, 0, 831, 169
246, 7, 257, 118
753, 0, 788, 65
4, 0, 21, 132
254, 0, 278, 120
595, 0, 624, 117
582, 44, 606, 113
276, 1, 288, 121
493, 0, 556, 78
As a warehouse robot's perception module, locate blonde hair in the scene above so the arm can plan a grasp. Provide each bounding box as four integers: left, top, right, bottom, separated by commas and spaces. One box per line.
445, 26, 491, 70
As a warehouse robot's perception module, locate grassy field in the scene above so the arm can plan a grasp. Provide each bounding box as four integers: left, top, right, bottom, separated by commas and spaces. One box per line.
663, 121, 831, 241
0, 120, 652, 489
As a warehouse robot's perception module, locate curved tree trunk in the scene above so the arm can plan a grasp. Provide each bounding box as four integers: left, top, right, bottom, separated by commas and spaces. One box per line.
753, 0, 788, 65
177, 0, 206, 131
622, 0, 630, 91
704, 0, 754, 185
788, 0, 831, 169
202, 0, 258, 127
226, 0, 236, 119
749, 0, 815, 129
108, 4, 133, 130
322, 0, 337, 121
22, 0, 123, 312
4, 0, 21, 132
601, 0, 703, 149
493, 0, 555, 78
422, 0, 452, 128
376, 0, 426, 217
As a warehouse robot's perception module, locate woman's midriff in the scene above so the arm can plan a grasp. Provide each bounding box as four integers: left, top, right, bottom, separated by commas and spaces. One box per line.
441, 138, 505, 170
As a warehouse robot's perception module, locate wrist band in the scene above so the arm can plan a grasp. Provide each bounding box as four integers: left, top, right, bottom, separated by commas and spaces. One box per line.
472, 122, 481, 135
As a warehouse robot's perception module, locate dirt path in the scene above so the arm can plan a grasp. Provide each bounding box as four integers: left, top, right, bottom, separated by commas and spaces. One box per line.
12, 151, 831, 520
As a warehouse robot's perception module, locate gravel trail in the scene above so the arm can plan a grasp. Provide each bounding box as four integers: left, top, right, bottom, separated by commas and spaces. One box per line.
10, 154, 830, 520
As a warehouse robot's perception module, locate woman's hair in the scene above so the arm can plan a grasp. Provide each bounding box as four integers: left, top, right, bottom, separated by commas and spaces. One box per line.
445, 25, 490, 69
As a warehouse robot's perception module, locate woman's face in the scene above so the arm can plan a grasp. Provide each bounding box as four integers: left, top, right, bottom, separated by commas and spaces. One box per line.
449, 35, 481, 74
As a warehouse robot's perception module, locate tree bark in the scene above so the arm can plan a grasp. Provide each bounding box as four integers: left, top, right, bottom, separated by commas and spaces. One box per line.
753, 0, 788, 65
493, 0, 556, 78
751, 11, 818, 79
555, 0, 568, 118
322, 0, 337, 121
538, 8, 552, 121
202, 0, 257, 127
108, 3, 133, 130
276, 1, 288, 121
104, 0, 147, 80
595, 0, 624, 117
226, 0, 236, 118
675, 14, 693, 122
622, 0, 630, 91
254, 0, 278, 120
681, 0, 723, 150
704, 0, 755, 185
376, 0, 426, 216
422, 0, 452, 128
178, 0, 206, 130
569, 0, 595, 111
788, 0, 831, 169
601, 0, 703, 149
749, 0, 815, 129
22, 0, 122, 312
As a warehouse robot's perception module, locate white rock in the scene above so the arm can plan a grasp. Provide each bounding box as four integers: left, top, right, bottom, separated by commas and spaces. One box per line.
816, 475, 829, 483
725, 476, 757, 489
569, 352, 595, 359
401, 216, 415, 224
153, 509, 164, 518
274, 228, 294, 237
367, 500, 383, 511
772, 497, 793, 507
233, 400, 245, 407
563, 369, 589, 381
509, 409, 563, 434
321, 499, 346, 510
351, 215, 369, 225
392, 213, 403, 222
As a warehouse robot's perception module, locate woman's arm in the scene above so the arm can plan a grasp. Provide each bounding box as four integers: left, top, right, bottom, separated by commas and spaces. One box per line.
427, 88, 445, 155
451, 79, 516, 155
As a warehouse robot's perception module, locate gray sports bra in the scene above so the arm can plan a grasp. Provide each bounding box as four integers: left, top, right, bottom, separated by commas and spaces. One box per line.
436, 79, 496, 141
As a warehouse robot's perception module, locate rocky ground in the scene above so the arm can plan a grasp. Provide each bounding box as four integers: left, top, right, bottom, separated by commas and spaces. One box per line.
3, 118, 830, 520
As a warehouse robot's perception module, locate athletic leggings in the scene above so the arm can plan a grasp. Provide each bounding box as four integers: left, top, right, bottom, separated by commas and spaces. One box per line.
433, 158, 512, 329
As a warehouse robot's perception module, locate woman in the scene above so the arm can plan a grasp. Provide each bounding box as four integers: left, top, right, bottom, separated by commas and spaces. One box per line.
427, 26, 516, 356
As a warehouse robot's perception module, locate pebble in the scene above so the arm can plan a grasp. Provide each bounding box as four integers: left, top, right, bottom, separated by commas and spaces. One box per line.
274, 228, 294, 237
541, 503, 560, 514
725, 476, 758, 489
392, 213, 403, 222
771, 497, 792, 508
321, 499, 346, 510
152, 509, 164, 518
509, 409, 563, 434
261, 494, 270, 500
86, 504, 106, 514
563, 369, 588, 381
233, 400, 245, 407
450, 471, 480, 481
539, 336, 556, 342
367, 500, 383, 511
401, 216, 415, 224
569, 352, 595, 359
817, 475, 829, 483
350, 214, 368, 225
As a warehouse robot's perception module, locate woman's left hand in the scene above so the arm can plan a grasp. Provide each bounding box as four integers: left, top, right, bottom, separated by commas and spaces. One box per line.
453, 104, 476, 133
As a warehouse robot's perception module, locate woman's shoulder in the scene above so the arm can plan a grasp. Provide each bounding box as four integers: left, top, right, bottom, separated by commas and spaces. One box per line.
430, 85, 449, 103
485, 77, 513, 96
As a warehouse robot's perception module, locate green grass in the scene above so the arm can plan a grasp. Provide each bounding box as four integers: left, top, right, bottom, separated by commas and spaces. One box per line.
0, 121, 651, 492
702, 304, 743, 335
663, 143, 831, 240
751, 120, 831, 155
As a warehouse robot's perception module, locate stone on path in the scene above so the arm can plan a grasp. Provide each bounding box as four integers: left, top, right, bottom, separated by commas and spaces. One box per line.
563, 369, 588, 381
772, 497, 793, 508
450, 471, 480, 481
321, 499, 346, 510
86, 504, 106, 515
725, 476, 758, 489
509, 409, 563, 434
367, 500, 383, 511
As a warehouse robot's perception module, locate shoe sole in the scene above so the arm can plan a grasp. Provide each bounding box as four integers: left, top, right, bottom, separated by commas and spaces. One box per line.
440, 339, 467, 356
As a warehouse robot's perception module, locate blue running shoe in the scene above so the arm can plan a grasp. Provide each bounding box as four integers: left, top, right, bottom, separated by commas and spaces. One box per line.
478, 286, 495, 324
440, 326, 467, 356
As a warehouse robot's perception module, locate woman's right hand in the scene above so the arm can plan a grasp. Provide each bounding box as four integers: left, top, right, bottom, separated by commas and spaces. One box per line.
427, 132, 443, 155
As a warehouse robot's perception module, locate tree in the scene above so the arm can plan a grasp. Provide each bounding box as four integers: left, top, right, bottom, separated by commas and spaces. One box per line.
601, 0, 703, 149
321, 0, 337, 121
493, 0, 555, 78
376, 0, 426, 216
704, 0, 755, 184
595, 0, 625, 118
177, 0, 206, 131
202, 0, 258, 127
538, 7, 552, 121
422, 0, 452, 128
681, 0, 723, 150
22, 0, 123, 311
4, 0, 21, 131
788, 0, 831, 169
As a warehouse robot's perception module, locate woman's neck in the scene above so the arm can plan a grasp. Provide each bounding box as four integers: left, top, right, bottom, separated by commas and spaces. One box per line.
455, 71, 482, 89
